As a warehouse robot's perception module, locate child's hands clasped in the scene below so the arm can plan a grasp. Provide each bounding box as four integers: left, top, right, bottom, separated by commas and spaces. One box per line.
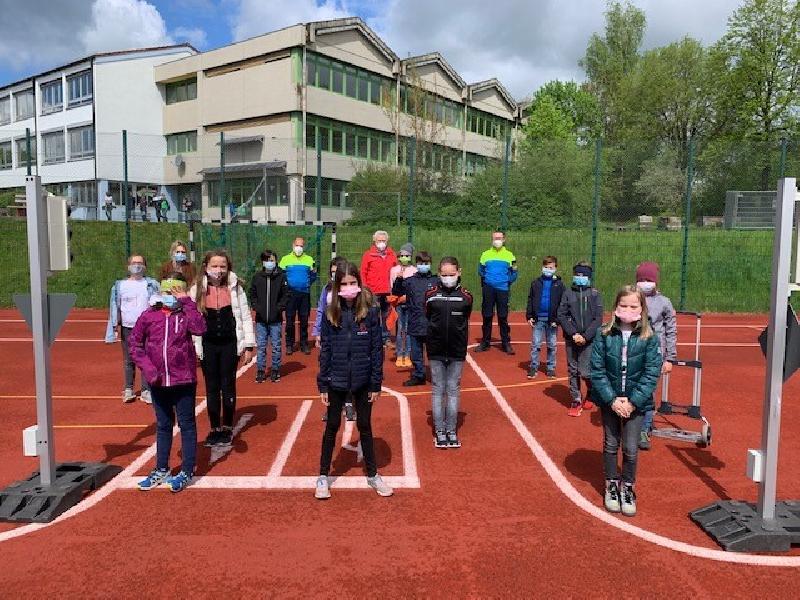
612, 396, 634, 418
572, 333, 586, 346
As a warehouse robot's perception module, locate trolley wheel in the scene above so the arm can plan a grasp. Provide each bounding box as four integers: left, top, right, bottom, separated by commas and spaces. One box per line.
697, 421, 712, 448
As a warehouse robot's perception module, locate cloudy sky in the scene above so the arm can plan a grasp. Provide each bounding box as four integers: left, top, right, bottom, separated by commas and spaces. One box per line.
0, 0, 740, 99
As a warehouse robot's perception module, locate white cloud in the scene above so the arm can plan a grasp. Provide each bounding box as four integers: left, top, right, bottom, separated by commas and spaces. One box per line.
173, 26, 208, 49
230, 0, 350, 41
80, 0, 174, 53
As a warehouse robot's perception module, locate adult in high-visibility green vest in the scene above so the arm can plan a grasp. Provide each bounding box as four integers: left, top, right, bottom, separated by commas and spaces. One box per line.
475, 231, 518, 354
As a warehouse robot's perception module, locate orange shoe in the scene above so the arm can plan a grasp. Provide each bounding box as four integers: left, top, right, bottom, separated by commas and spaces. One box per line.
583, 398, 595, 410
403, 356, 412, 368
395, 357, 404, 367
567, 400, 583, 417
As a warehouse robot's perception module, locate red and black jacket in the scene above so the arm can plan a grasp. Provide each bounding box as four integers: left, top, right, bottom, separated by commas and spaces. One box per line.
424, 282, 473, 362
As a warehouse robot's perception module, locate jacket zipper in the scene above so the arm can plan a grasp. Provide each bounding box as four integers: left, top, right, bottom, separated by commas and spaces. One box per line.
266, 276, 272, 322
163, 313, 171, 387
443, 288, 451, 356
346, 309, 353, 389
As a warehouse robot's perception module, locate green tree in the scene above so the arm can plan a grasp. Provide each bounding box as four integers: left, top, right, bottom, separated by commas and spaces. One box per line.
526, 80, 602, 139
521, 95, 575, 143
633, 147, 686, 215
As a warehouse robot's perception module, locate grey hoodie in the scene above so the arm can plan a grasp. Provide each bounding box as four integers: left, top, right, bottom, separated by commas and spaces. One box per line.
645, 292, 677, 361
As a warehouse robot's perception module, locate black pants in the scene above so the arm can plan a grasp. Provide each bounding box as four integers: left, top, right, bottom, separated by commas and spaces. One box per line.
481, 284, 510, 345
285, 290, 311, 348
319, 389, 377, 477
201, 338, 238, 428
601, 405, 644, 484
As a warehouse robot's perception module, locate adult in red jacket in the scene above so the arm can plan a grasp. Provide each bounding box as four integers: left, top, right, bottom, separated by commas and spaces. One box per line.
360, 230, 397, 344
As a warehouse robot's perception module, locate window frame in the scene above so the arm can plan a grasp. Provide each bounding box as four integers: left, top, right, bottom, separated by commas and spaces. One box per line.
0, 95, 10, 125
67, 71, 93, 108
68, 125, 94, 161
42, 130, 66, 165
14, 89, 35, 121
40, 80, 63, 115
166, 130, 198, 155
15, 136, 36, 168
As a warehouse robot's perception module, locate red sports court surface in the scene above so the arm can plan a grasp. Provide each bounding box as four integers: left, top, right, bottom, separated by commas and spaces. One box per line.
0, 309, 799, 596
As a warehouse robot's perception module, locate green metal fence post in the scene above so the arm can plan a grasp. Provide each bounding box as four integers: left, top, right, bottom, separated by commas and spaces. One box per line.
123, 130, 130, 258
219, 131, 226, 248
25, 127, 32, 177
679, 138, 695, 311
316, 128, 322, 222
778, 137, 788, 179
407, 137, 416, 244
590, 137, 601, 273
501, 134, 510, 231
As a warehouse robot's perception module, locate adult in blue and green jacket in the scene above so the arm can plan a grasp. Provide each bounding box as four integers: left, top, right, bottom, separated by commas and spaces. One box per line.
475, 231, 518, 354
279, 236, 317, 355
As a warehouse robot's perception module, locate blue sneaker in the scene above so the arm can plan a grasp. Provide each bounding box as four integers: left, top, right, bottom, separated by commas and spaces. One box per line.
167, 470, 192, 493
137, 468, 170, 491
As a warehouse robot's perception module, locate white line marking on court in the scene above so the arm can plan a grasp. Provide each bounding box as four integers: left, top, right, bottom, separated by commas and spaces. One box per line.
465, 351, 800, 567
208, 413, 254, 466
0, 359, 256, 545
0, 338, 104, 343
266, 400, 313, 479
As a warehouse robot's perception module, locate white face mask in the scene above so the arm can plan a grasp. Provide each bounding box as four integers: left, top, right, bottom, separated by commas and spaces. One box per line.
492, 239, 503, 249
440, 275, 458, 288
376, 241, 387, 252
293, 245, 304, 256
637, 281, 656, 294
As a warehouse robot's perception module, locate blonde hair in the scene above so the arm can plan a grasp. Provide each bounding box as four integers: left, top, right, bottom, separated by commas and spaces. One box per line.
602, 285, 654, 339
169, 240, 187, 256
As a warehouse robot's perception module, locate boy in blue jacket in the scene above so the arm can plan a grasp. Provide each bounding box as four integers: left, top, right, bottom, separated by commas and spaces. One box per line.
526, 255, 565, 379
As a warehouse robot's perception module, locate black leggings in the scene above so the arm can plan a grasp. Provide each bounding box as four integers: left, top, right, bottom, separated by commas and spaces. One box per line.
319, 389, 376, 477
201, 338, 238, 428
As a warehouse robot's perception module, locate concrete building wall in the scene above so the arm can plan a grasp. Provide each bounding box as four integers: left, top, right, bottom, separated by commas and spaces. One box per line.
311, 29, 394, 78
411, 64, 463, 103
471, 88, 515, 120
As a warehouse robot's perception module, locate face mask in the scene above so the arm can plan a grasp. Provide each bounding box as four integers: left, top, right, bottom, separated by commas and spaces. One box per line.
207, 269, 225, 282
338, 285, 361, 300
637, 281, 656, 295
399, 256, 412, 265
492, 239, 503, 249
417, 264, 431, 274
573, 275, 589, 287
542, 267, 556, 277
440, 275, 458, 288
174, 252, 187, 263
293, 245, 304, 256
615, 307, 642, 324
128, 264, 145, 275
263, 261, 276, 271
149, 294, 163, 306
376, 242, 387, 252
162, 295, 178, 309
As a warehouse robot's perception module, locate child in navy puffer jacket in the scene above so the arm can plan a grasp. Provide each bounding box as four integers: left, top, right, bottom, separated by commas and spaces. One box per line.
315, 262, 392, 500
129, 273, 206, 493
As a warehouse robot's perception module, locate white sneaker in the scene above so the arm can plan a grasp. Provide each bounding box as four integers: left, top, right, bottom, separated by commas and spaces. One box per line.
367, 474, 393, 497
621, 483, 637, 517
122, 388, 136, 403
604, 479, 621, 513
315, 475, 331, 499
140, 390, 152, 405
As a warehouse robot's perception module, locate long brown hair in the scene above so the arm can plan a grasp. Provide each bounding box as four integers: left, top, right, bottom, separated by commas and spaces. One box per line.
195, 249, 236, 314
326, 261, 374, 327
602, 285, 654, 339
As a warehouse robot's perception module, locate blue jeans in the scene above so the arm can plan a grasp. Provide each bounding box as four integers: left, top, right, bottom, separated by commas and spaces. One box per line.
256, 321, 282, 371
151, 383, 197, 475
377, 294, 390, 343
430, 359, 464, 432
410, 334, 426, 380
530, 320, 557, 373
396, 306, 411, 358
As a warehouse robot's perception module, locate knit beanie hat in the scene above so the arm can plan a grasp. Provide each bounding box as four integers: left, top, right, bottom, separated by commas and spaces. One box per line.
636, 261, 660, 283
573, 264, 592, 277
399, 242, 414, 256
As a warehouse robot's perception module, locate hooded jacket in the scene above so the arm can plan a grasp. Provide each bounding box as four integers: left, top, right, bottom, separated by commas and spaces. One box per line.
392, 270, 437, 336
557, 285, 603, 342
425, 282, 473, 361
644, 292, 677, 361
189, 272, 256, 359
249, 267, 289, 325
128, 297, 206, 387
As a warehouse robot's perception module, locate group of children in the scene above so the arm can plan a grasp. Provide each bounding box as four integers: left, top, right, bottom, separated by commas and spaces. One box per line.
106, 235, 678, 515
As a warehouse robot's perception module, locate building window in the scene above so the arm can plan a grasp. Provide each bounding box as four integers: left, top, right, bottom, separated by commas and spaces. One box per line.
306, 52, 395, 109
304, 116, 398, 166
166, 131, 197, 155
304, 176, 348, 207
345, 68, 357, 99
67, 181, 96, 207
0, 141, 11, 170
68, 125, 94, 160
166, 78, 197, 104
208, 176, 288, 208
67, 71, 93, 107
15, 137, 36, 168
0, 96, 11, 125
42, 130, 65, 164
14, 89, 34, 121
40, 80, 63, 114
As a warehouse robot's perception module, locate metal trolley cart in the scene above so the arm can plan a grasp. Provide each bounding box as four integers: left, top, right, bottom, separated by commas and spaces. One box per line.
650, 310, 712, 447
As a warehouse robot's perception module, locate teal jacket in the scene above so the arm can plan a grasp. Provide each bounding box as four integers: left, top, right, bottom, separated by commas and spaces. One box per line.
590, 324, 663, 412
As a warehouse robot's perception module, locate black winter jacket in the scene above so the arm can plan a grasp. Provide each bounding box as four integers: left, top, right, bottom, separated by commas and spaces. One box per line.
525, 275, 566, 324
317, 305, 384, 393
392, 271, 438, 336
425, 282, 473, 361
557, 286, 603, 342
249, 268, 289, 324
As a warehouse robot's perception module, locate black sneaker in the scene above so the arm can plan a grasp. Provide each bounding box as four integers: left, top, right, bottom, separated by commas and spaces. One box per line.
434, 430, 448, 448
527, 368, 538, 379
286, 345, 294, 356
255, 369, 266, 383
403, 377, 425, 387
300, 344, 311, 355
446, 431, 461, 448
473, 342, 490, 353
502, 343, 515, 355
217, 429, 233, 447
344, 403, 356, 421
270, 370, 280, 383
203, 430, 220, 448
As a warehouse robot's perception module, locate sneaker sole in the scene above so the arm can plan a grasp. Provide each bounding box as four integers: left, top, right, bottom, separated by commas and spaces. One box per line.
370, 487, 393, 497
605, 502, 621, 513
315, 490, 331, 499
447, 442, 462, 448
434, 439, 448, 448
621, 507, 637, 517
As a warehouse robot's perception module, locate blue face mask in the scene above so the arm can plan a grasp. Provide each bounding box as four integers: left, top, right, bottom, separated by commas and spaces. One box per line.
263, 260, 276, 271
573, 275, 590, 287
162, 295, 178, 309
174, 252, 187, 263
417, 263, 431, 274
542, 267, 556, 277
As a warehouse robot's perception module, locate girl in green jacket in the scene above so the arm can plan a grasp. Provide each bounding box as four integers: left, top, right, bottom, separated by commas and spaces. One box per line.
590, 286, 662, 517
